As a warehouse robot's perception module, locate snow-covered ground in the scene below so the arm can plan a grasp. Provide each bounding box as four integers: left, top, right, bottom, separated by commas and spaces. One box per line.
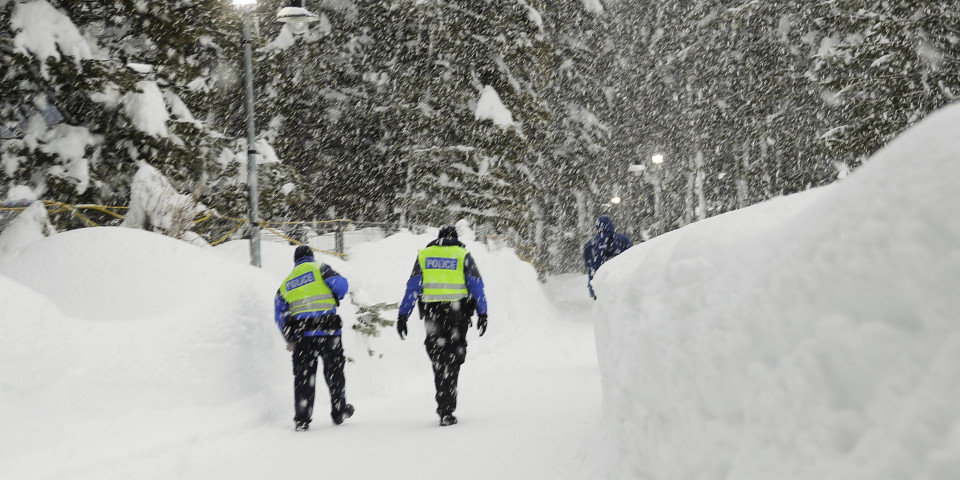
588, 103, 960, 478
543, 273, 594, 323
0, 222, 600, 480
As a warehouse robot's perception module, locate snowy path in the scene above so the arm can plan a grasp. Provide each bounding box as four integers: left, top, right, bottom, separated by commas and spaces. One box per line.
40, 281, 600, 480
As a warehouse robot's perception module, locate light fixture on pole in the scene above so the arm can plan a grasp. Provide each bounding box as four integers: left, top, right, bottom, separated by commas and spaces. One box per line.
652, 153, 665, 164
232, 0, 320, 268
277, 0, 319, 34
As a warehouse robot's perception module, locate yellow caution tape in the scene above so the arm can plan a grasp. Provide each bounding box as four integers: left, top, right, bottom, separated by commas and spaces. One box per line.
259, 224, 348, 258
209, 219, 247, 246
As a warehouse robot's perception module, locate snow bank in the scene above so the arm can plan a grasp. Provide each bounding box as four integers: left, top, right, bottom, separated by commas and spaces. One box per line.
212, 237, 350, 292
589, 104, 960, 478
0, 227, 288, 476
0, 201, 55, 256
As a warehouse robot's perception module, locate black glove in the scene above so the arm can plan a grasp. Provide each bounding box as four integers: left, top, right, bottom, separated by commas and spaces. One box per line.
397, 315, 408, 340
477, 314, 488, 337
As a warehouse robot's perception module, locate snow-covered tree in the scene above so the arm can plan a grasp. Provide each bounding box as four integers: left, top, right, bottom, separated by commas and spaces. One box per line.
531, 0, 616, 271
811, 2, 960, 165
249, 0, 552, 244
1, 0, 304, 233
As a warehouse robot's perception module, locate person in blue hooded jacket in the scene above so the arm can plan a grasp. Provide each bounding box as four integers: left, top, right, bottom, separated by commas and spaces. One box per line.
274, 245, 353, 431
583, 215, 632, 299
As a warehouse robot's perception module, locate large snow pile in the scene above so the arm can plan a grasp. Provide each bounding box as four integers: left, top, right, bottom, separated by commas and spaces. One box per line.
589, 104, 960, 478
0, 228, 287, 476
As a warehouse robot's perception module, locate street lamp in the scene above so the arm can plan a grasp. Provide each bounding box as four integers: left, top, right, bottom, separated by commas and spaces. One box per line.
233, 0, 318, 268
629, 151, 667, 237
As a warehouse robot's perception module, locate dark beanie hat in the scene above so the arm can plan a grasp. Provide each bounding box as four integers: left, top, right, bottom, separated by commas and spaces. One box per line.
294, 245, 314, 262
438, 225, 458, 240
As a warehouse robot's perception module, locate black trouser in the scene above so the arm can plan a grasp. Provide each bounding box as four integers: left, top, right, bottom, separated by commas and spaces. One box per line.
422, 301, 471, 417
292, 335, 347, 425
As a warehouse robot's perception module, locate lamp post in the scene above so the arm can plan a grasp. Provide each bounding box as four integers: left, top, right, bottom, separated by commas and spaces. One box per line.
232, 0, 318, 268
629, 152, 666, 237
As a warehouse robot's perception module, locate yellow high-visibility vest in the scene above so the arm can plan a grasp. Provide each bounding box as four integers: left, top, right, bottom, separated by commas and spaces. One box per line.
280, 262, 336, 315
418, 245, 468, 302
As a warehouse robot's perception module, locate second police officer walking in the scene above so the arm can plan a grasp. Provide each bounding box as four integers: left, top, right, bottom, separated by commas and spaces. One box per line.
397, 225, 488, 426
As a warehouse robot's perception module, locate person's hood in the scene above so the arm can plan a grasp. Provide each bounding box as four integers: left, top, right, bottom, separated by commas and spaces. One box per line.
596, 215, 615, 234
438, 225, 458, 240
427, 225, 464, 247
294, 244, 315, 263
427, 237, 465, 248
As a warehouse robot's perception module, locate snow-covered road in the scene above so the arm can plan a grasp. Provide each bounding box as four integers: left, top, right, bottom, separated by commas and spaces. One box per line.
46, 310, 600, 480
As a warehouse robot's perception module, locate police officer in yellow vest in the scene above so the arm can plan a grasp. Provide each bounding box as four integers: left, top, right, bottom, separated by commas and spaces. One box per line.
275, 245, 353, 431
397, 225, 488, 426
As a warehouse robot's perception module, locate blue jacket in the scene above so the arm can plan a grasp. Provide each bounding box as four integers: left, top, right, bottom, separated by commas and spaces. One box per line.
583, 216, 632, 297
398, 237, 488, 318
274, 258, 349, 338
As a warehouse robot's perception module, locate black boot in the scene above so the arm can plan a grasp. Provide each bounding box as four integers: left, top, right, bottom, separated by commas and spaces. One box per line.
333, 403, 354, 425
439, 414, 458, 426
